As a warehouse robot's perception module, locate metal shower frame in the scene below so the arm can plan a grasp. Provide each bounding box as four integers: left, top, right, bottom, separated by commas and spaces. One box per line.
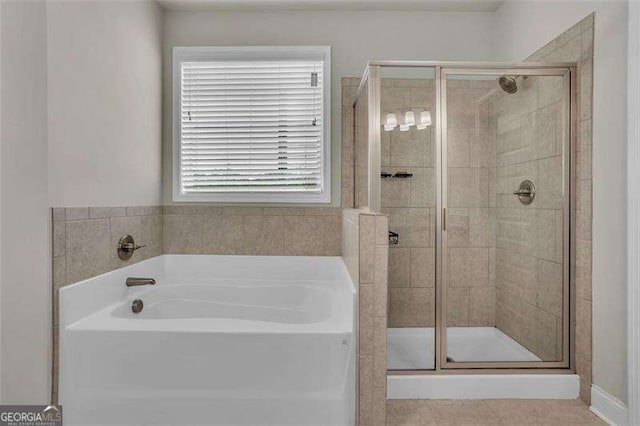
353, 60, 577, 374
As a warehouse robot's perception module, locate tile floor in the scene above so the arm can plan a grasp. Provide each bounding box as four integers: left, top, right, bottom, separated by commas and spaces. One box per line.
387, 399, 607, 425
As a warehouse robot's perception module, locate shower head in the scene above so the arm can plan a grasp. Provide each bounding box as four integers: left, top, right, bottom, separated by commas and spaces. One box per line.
498, 75, 519, 94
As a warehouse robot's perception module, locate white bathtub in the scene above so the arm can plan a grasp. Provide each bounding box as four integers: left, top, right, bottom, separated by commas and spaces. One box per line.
59, 255, 356, 426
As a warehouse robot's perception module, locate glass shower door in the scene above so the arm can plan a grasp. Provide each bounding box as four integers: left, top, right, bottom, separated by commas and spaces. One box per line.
440, 68, 571, 368
379, 67, 438, 370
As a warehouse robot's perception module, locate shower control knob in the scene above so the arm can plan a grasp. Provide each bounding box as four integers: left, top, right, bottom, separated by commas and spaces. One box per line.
513, 180, 536, 205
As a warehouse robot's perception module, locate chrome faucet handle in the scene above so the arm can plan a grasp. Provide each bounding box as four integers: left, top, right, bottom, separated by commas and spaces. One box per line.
117, 234, 145, 261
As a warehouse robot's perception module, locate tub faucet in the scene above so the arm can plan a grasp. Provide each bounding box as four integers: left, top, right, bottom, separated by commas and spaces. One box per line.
126, 277, 156, 287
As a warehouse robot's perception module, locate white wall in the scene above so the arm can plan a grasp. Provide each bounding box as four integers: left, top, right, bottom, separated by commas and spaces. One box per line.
47, 0, 163, 207
494, 0, 629, 404
0, 0, 164, 403
161, 10, 496, 205
0, 0, 50, 404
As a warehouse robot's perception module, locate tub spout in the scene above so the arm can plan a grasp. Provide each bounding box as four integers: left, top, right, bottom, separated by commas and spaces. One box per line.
126, 277, 156, 287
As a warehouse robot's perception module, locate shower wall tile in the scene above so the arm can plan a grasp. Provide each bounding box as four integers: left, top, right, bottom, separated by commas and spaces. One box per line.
469, 287, 496, 326
449, 248, 489, 288
382, 79, 497, 327
490, 14, 594, 402
447, 287, 470, 326
343, 210, 388, 426
390, 287, 432, 327
389, 248, 410, 287
410, 248, 435, 288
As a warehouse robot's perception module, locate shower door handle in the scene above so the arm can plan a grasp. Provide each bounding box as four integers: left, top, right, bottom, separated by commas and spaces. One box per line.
442, 208, 446, 231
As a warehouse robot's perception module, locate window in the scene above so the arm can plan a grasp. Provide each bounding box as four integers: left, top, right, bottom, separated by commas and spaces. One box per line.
172, 46, 331, 203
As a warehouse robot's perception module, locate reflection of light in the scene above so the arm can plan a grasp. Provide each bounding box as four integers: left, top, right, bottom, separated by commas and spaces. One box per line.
383, 110, 432, 131
404, 111, 416, 126
416, 111, 432, 129
383, 113, 397, 131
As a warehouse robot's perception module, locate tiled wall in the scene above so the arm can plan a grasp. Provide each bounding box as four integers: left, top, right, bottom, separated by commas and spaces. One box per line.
377, 79, 497, 328
445, 80, 497, 328
524, 13, 594, 403
378, 79, 436, 328
51, 206, 163, 402
490, 71, 565, 362
162, 206, 341, 256
343, 209, 388, 426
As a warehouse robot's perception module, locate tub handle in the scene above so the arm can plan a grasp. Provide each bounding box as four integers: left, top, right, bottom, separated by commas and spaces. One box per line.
117, 234, 145, 261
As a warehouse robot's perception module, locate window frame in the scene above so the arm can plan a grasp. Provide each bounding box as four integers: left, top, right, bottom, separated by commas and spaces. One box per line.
172, 46, 332, 203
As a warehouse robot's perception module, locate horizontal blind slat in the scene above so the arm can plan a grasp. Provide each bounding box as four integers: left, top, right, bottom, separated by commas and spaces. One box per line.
179, 58, 324, 195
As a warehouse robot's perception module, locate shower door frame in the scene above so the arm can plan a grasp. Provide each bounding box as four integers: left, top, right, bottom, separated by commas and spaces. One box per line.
355, 61, 577, 374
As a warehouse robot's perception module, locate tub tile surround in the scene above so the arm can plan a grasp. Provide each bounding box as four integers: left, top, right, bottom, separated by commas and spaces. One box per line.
343, 209, 389, 426
50, 206, 163, 403
162, 206, 342, 256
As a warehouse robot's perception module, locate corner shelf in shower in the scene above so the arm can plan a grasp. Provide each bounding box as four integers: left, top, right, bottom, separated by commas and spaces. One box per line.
381, 172, 413, 179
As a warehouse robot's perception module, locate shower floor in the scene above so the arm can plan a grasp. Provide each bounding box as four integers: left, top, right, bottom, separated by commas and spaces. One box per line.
388, 327, 541, 369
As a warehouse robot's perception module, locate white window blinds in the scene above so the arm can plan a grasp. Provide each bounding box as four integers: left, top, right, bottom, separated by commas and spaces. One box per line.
175, 50, 329, 203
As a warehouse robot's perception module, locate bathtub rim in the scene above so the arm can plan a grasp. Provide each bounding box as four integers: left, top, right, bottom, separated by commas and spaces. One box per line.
60, 254, 356, 334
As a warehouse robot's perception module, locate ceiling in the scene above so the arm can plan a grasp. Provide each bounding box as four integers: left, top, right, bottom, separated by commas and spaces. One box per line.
157, 0, 505, 13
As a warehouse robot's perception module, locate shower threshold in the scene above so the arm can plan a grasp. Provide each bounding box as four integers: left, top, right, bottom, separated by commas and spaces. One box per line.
387, 327, 579, 400
388, 327, 540, 370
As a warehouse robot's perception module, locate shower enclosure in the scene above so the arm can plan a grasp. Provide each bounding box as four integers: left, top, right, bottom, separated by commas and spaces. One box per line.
353, 61, 576, 372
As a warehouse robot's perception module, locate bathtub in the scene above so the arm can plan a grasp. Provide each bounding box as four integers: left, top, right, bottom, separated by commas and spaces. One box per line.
59, 255, 356, 426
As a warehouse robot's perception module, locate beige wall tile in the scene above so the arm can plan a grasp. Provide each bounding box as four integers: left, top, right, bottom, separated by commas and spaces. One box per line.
381, 178, 411, 208
469, 287, 496, 326
389, 287, 431, 327
449, 167, 489, 208
164, 214, 204, 254
409, 167, 436, 207
373, 245, 388, 318
52, 207, 65, 222
535, 308, 558, 360
280, 215, 325, 256
448, 128, 470, 167
389, 248, 410, 288
65, 219, 110, 284
410, 247, 435, 288
52, 256, 65, 291
495, 248, 537, 305
89, 206, 127, 219
446, 208, 470, 248
372, 386, 386, 426
576, 298, 592, 362
537, 259, 563, 317
381, 86, 410, 112
139, 214, 163, 259
446, 287, 470, 326
359, 284, 374, 356
243, 215, 285, 255
390, 129, 431, 167
359, 215, 376, 284
65, 207, 89, 221
449, 247, 489, 287
53, 221, 66, 258
373, 316, 387, 388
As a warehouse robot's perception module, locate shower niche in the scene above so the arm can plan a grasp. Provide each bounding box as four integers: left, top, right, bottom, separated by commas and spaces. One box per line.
353, 62, 574, 371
